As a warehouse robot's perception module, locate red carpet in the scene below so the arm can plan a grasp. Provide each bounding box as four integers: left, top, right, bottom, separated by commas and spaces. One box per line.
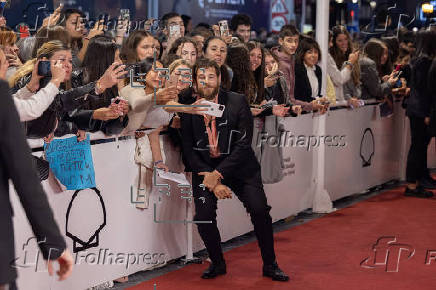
129, 186, 436, 290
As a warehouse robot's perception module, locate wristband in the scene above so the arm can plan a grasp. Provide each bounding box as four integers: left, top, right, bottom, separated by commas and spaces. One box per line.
344, 61, 353, 68
154, 160, 163, 166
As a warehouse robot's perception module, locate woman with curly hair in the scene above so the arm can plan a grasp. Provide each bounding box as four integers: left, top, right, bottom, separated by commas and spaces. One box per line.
226, 43, 257, 107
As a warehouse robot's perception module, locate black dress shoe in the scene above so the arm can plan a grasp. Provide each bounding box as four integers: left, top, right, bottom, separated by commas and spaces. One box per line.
201, 262, 226, 279
419, 178, 436, 189
263, 262, 290, 281
423, 175, 436, 185
404, 186, 434, 198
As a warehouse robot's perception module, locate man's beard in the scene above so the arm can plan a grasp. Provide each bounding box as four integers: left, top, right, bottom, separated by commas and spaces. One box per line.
198, 85, 219, 101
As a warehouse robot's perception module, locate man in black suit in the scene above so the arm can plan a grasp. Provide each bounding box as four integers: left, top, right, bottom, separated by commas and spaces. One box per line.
181, 58, 289, 281
0, 80, 73, 289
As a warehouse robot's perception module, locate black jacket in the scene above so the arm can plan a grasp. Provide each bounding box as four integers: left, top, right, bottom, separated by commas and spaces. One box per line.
0, 80, 66, 284
181, 90, 260, 180
294, 62, 322, 103
406, 56, 434, 118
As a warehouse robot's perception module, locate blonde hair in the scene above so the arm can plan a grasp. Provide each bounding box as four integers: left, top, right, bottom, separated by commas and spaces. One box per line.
0, 27, 17, 47
9, 40, 70, 88
168, 59, 191, 74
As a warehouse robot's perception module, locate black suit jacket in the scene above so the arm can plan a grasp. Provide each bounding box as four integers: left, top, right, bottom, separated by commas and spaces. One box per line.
181, 90, 261, 181
294, 62, 322, 103
0, 80, 66, 284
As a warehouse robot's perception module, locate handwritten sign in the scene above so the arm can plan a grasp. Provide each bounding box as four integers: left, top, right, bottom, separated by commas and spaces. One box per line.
44, 135, 96, 190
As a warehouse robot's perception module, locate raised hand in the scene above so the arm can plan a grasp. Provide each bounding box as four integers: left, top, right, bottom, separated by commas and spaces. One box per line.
97, 62, 127, 94
42, 5, 62, 28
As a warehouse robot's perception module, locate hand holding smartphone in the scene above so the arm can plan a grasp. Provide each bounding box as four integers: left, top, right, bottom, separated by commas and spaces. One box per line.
199, 100, 225, 118
218, 20, 229, 37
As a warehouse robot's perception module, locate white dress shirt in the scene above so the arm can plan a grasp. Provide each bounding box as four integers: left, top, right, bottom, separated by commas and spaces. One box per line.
305, 63, 319, 99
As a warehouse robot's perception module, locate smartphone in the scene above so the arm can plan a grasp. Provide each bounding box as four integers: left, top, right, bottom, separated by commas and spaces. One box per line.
394, 71, 403, 88
169, 24, 181, 38
200, 100, 225, 118
218, 20, 229, 37
116, 63, 135, 79
394, 70, 403, 78
261, 100, 278, 110
98, 13, 109, 31
120, 9, 130, 21
37, 60, 51, 77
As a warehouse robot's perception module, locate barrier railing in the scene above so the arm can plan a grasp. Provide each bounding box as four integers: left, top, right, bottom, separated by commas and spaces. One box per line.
12, 101, 429, 289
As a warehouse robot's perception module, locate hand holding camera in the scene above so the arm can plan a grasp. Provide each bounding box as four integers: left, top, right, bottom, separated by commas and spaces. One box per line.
96, 61, 127, 94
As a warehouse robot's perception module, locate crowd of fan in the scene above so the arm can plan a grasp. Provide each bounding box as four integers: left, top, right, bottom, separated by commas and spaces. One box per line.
1, 6, 433, 192
3, 5, 436, 289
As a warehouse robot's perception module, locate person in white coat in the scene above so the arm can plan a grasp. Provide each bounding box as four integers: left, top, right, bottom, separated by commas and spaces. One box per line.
327, 26, 360, 106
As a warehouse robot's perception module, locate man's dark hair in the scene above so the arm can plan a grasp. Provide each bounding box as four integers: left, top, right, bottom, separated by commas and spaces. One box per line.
230, 14, 252, 31
193, 58, 221, 81
161, 12, 181, 29
279, 24, 300, 39
181, 15, 191, 28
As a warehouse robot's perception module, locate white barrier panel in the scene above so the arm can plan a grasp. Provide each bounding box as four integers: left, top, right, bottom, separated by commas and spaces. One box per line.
325, 103, 405, 201
11, 103, 436, 289
12, 137, 189, 290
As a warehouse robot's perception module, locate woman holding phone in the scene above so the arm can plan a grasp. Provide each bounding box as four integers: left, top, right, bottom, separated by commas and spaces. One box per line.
120, 58, 204, 209
328, 26, 360, 105
10, 40, 126, 139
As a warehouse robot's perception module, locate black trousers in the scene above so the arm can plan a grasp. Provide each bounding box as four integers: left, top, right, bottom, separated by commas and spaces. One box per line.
192, 170, 276, 266
406, 116, 432, 183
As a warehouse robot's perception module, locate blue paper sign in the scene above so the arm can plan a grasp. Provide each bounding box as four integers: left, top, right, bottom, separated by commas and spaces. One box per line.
44, 135, 96, 190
